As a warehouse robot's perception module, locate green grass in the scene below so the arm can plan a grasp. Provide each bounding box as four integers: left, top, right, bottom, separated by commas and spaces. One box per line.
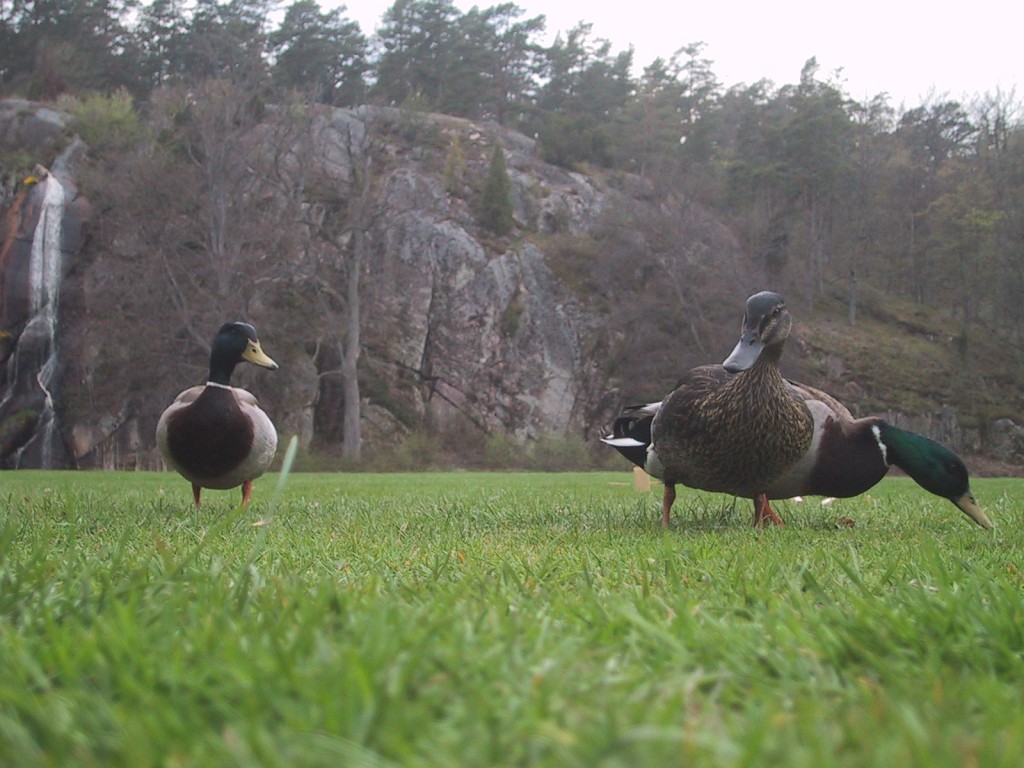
1, 470, 1022, 767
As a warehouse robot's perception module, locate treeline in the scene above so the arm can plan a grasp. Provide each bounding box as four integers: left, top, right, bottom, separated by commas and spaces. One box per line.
3, 0, 1024, 336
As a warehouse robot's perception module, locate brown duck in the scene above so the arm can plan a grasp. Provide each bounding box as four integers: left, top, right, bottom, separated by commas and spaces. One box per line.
649, 291, 812, 527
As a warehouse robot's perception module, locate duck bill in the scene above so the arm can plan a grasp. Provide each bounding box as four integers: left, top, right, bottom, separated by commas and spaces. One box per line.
723, 329, 764, 373
243, 341, 279, 370
954, 491, 992, 529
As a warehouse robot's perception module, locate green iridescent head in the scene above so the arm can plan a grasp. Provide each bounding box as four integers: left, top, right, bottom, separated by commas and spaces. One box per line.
874, 422, 991, 529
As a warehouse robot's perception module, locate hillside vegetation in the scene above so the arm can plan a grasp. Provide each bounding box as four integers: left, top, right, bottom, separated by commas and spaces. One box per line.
794, 289, 1024, 440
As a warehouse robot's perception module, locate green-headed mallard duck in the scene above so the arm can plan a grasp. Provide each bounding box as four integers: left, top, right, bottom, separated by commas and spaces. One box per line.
603, 293, 991, 530
157, 322, 279, 507
764, 379, 990, 527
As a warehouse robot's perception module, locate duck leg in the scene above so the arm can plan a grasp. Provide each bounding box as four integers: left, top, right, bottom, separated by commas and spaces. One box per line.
241, 480, 254, 507
753, 493, 784, 528
192, 482, 203, 508
661, 483, 676, 528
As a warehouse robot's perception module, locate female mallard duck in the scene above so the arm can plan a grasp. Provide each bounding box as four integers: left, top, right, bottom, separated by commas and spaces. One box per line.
603, 294, 991, 530
647, 291, 813, 528
157, 322, 279, 507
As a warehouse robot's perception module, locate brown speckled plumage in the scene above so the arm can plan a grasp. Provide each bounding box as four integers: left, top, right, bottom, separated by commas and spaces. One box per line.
648, 291, 812, 527
652, 353, 813, 497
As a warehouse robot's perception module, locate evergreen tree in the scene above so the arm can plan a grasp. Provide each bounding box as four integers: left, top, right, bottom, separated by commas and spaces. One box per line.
532, 23, 633, 167
440, 4, 544, 121
179, 0, 272, 86
443, 134, 466, 194
373, 0, 460, 110
136, 0, 192, 89
611, 44, 720, 184
269, 0, 368, 106
0, 0, 141, 97
478, 142, 514, 235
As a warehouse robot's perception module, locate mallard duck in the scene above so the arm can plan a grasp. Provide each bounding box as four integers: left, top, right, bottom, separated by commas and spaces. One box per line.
156, 322, 279, 507
763, 379, 990, 527
603, 294, 991, 530
646, 291, 813, 527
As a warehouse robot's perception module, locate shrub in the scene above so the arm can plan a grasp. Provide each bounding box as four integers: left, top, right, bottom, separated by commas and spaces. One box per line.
443, 135, 466, 195
63, 89, 142, 154
482, 432, 530, 469
390, 431, 444, 471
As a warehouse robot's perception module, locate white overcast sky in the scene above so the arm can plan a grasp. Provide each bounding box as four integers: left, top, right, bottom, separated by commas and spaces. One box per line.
322, 0, 1021, 108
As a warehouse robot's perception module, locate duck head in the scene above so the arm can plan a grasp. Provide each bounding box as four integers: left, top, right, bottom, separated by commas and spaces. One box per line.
723, 291, 792, 373
875, 423, 992, 529
208, 322, 279, 385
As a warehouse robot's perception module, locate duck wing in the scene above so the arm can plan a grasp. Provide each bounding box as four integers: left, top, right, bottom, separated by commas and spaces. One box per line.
785, 378, 855, 421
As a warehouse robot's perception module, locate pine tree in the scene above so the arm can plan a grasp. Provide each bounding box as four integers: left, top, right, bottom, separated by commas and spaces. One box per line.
478, 142, 514, 236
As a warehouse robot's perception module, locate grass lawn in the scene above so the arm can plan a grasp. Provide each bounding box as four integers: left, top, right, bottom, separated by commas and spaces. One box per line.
1, 468, 1022, 767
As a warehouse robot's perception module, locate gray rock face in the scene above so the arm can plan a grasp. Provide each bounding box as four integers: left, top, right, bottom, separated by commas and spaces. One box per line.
1, 101, 642, 464
990, 418, 1024, 461
367, 211, 585, 437
0, 99, 68, 155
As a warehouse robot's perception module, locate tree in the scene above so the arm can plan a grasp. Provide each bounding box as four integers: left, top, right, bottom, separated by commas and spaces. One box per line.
719, 61, 855, 303
269, 0, 368, 106
973, 91, 1024, 338
612, 43, 720, 183
91, 80, 309, 346
522, 22, 635, 168
0, 0, 141, 97
721, 80, 798, 279
178, 0, 273, 86
440, 3, 545, 122
781, 59, 855, 304
837, 93, 897, 324
478, 142, 513, 236
536, 23, 633, 119
135, 0, 191, 89
443, 134, 466, 193
311, 115, 377, 462
232, 102, 384, 462
473, 3, 546, 124
372, 0, 460, 110
892, 99, 977, 304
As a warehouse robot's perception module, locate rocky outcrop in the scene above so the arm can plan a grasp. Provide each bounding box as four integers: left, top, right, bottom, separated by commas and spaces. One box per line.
361, 158, 598, 439
2, 101, 655, 466
990, 418, 1024, 462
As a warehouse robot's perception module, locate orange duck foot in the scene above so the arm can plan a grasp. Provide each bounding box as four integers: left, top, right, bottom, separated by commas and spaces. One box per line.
753, 494, 785, 528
